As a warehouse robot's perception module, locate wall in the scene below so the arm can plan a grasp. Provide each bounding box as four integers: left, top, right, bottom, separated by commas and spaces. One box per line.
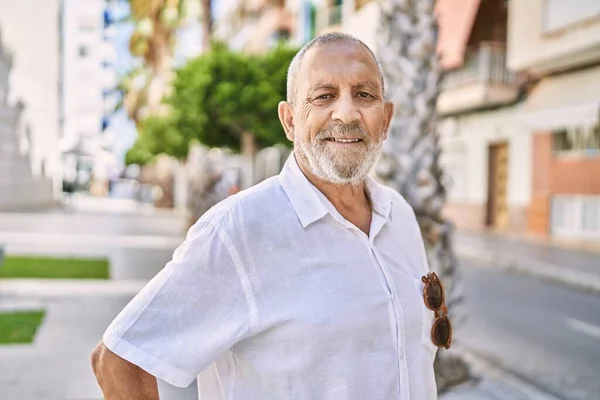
529, 131, 600, 235
340, 0, 380, 52
532, 132, 600, 195
507, 0, 600, 73
440, 104, 532, 231
0, 0, 61, 195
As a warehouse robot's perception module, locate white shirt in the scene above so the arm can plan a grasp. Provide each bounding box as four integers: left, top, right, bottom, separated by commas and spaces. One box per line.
103, 154, 438, 400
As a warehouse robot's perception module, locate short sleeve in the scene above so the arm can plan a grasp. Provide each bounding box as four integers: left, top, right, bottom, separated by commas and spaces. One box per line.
102, 221, 253, 388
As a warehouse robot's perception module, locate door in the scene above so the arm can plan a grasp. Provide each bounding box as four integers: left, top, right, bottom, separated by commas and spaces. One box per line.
486, 142, 509, 229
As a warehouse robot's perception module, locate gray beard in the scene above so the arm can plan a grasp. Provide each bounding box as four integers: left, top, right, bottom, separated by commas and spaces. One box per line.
294, 136, 382, 186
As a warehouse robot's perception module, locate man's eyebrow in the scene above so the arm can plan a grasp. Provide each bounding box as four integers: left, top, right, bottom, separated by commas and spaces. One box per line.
354, 81, 381, 91
309, 83, 338, 92
308, 81, 382, 93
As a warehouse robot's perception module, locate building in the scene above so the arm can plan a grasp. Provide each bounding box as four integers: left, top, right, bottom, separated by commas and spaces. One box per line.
60, 0, 119, 195
214, 0, 294, 53
437, 0, 600, 241
508, 0, 600, 240
433, 0, 527, 234
0, 0, 62, 209
0, 0, 120, 209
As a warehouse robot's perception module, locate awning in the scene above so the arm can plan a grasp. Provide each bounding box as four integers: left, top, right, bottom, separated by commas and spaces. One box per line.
522, 65, 600, 131
435, 0, 481, 70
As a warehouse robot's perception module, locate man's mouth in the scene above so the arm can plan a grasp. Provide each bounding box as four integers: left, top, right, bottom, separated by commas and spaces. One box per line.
324, 138, 364, 143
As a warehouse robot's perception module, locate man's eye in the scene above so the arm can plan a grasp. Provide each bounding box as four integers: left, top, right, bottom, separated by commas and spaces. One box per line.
357, 92, 373, 98
316, 94, 333, 100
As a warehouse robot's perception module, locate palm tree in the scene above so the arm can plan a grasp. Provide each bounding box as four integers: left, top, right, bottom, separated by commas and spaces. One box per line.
375, 0, 473, 393
200, 0, 213, 50
121, 0, 198, 123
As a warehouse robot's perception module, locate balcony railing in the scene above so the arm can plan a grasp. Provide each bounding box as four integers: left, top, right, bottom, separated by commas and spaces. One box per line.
442, 42, 515, 89
316, 4, 343, 33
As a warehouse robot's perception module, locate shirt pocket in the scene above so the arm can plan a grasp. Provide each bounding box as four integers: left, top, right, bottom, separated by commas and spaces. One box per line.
413, 278, 440, 357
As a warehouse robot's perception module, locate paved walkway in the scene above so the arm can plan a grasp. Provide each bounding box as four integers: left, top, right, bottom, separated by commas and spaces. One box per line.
455, 230, 600, 294
0, 198, 196, 399
0, 280, 560, 400
0, 199, 567, 399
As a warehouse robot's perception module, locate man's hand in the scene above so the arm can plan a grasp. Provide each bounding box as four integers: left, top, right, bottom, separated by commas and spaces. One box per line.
91, 341, 159, 400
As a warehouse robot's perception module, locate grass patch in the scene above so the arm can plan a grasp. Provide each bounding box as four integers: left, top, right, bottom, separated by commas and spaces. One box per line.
0, 310, 45, 344
0, 256, 109, 279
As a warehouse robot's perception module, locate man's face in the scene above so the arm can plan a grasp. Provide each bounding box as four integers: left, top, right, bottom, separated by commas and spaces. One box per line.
280, 42, 393, 186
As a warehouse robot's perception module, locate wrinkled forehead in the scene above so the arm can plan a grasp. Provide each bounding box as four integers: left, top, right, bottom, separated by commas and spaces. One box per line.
298, 42, 383, 95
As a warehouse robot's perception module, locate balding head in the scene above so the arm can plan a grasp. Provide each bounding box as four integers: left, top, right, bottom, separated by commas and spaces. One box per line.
286, 33, 384, 107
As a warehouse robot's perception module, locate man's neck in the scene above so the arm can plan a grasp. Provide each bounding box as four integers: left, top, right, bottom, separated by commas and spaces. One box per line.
295, 156, 371, 214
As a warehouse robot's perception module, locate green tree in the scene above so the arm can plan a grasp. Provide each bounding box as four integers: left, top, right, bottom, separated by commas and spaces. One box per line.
126, 44, 297, 166
171, 43, 297, 153
125, 113, 187, 165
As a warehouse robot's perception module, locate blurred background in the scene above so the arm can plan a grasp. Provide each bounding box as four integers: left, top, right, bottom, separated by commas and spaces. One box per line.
0, 0, 599, 399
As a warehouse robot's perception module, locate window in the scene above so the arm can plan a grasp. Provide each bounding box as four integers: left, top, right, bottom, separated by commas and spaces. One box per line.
79, 46, 89, 58
79, 16, 99, 31
543, 0, 600, 32
552, 195, 600, 238
553, 124, 600, 157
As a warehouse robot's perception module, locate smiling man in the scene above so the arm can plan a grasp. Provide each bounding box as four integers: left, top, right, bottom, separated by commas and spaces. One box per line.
91, 33, 440, 400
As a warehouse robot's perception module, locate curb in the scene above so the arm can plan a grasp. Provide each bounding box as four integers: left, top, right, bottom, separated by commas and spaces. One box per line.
456, 245, 600, 295
452, 345, 565, 400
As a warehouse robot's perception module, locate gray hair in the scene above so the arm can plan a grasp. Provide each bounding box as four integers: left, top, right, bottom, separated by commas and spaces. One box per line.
286, 32, 385, 106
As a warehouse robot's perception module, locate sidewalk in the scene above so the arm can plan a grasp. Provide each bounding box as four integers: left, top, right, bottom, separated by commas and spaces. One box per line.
440, 347, 562, 400
455, 230, 600, 294
0, 200, 195, 400
0, 278, 560, 400
0, 288, 198, 400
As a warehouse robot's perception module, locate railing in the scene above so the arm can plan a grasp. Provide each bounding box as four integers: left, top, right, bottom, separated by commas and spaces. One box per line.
442, 42, 516, 89
316, 4, 343, 33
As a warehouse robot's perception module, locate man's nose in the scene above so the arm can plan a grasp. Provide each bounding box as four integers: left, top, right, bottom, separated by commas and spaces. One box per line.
331, 92, 360, 124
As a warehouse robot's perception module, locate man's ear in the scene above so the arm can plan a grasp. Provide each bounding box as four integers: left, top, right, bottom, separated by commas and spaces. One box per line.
381, 101, 394, 140
278, 101, 295, 142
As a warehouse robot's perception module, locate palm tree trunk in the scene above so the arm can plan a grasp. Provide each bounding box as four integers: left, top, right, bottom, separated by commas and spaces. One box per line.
375, 0, 474, 393
201, 0, 213, 51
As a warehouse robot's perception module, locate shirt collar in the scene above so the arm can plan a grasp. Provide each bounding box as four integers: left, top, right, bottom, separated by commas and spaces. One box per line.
365, 174, 394, 222
279, 153, 328, 228
279, 153, 395, 228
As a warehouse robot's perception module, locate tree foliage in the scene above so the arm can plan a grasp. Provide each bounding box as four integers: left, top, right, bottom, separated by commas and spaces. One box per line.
125, 113, 188, 165
126, 42, 298, 165
171, 42, 297, 152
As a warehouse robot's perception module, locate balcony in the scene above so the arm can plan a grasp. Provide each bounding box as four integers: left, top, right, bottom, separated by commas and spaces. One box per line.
316, 4, 343, 34
244, 7, 293, 53
438, 42, 519, 115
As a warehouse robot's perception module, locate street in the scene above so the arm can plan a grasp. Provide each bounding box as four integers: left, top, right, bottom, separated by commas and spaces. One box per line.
458, 259, 600, 400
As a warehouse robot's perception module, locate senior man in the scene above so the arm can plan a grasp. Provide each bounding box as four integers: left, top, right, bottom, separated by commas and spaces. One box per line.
91, 32, 450, 400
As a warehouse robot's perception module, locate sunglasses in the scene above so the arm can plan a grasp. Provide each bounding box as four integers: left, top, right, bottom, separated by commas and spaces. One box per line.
421, 272, 452, 349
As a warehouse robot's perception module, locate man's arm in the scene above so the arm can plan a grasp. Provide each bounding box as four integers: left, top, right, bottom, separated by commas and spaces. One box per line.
91, 341, 159, 400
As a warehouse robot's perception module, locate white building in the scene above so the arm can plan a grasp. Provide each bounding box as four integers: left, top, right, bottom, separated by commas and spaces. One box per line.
0, 0, 62, 208
61, 0, 118, 195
